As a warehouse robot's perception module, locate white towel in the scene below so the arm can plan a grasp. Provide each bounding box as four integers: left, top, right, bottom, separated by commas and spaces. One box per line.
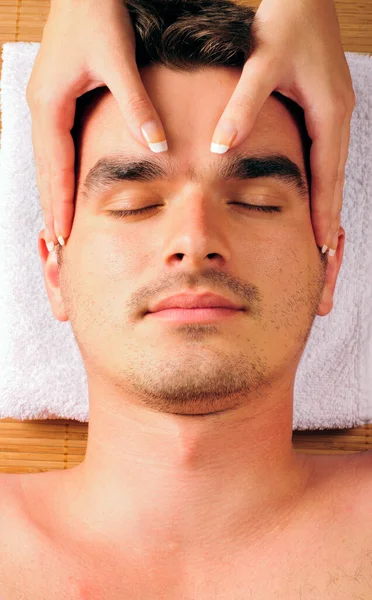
0, 41, 371, 428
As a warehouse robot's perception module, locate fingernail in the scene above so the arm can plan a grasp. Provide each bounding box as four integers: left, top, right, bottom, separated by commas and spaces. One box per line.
211, 120, 238, 154
140, 120, 168, 153
321, 223, 333, 254
328, 229, 339, 257
54, 219, 65, 246
44, 227, 55, 252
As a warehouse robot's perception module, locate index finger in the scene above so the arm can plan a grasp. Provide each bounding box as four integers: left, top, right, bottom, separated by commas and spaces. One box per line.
210, 54, 278, 153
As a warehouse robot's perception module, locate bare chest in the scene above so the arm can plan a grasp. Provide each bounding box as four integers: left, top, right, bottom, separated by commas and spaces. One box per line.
1, 458, 372, 600
1, 513, 371, 600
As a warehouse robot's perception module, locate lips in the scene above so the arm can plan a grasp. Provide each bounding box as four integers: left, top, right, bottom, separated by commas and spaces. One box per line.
148, 293, 243, 313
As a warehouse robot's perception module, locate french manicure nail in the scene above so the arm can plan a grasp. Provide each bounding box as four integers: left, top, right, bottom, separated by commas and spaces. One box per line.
54, 219, 65, 246
328, 230, 339, 257
322, 224, 333, 254
211, 120, 238, 154
45, 226, 55, 252
141, 120, 168, 153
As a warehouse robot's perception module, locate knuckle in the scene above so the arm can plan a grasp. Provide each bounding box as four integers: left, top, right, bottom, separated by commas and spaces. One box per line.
43, 209, 53, 225
235, 89, 255, 112
39, 193, 50, 213
323, 96, 348, 122
261, 52, 280, 74
334, 97, 348, 120
315, 169, 337, 190
125, 92, 151, 115
37, 180, 51, 207
49, 166, 71, 182
349, 88, 356, 109
338, 89, 356, 118
36, 161, 49, 178
29, 88, 53, 109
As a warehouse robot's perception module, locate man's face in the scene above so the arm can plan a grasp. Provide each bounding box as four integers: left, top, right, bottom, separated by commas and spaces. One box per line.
42, 65, 344, 414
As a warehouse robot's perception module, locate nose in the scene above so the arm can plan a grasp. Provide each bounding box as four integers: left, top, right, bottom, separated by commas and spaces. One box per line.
160, 195, 232, 269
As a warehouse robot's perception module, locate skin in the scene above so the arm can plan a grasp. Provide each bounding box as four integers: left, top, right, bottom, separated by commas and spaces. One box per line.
37, 64, 345, 563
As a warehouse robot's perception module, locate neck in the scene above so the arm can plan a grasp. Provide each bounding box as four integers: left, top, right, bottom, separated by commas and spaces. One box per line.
57, 382, 314, 556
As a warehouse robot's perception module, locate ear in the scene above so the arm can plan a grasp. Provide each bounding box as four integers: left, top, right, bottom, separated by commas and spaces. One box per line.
38, 230, 69, 323
316, 226, 346, 317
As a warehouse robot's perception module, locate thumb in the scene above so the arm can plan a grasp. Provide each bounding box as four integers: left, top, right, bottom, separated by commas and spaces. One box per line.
210, 55, 278, 154
105, 61, 168, 153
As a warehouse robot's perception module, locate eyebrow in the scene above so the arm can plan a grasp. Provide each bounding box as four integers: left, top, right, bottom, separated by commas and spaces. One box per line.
81, 152, 309, 200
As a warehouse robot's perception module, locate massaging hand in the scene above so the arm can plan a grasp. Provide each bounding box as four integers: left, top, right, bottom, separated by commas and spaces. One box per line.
211, 0, 355, 254
26, 0, 167, 249
27, 0, 355, 255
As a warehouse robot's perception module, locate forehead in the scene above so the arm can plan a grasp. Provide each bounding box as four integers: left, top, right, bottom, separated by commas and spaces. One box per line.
75, 65, 306, 186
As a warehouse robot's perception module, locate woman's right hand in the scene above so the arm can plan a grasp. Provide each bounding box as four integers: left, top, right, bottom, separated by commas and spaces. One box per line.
210, 0, 355, 254
26, 0, 168, 250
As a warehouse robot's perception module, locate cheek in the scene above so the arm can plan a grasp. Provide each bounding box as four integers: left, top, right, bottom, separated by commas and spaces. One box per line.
244, 224, 313, 307
103, 232, 151, 279
74, 232, 149, 312
235, 221, 296, 273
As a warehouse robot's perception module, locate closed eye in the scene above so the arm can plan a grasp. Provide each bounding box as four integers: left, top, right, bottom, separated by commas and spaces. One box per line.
107, 203, 281, 218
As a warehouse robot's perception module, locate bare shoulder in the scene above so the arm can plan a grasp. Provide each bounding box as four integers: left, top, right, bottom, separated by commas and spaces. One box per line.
0, 472, 24, 516
303, 450, 372, 528
324, 450, 372, 526
0, 473, 28, 578
0, 473, 31, 548
0, 471, 66, 598
351, 449, 372, 510
0, 471, 59, 550
345, 449, 372, 492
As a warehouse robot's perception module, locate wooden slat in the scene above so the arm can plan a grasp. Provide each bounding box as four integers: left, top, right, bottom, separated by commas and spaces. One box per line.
0, 418, 87, 473
0, 0, 371, 473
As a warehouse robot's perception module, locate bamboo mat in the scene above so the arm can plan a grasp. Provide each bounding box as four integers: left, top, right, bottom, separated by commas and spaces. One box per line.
0, 0, 372, 474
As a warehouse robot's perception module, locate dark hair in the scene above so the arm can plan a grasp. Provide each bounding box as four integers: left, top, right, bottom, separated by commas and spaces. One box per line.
127, 0, 258, 70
